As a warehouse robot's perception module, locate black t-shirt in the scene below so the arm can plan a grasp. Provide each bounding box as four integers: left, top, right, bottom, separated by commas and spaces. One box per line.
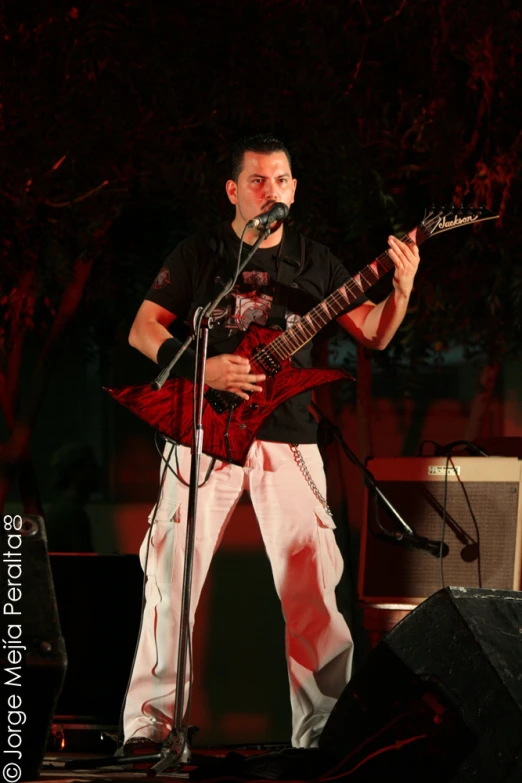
145, 222, 352, 443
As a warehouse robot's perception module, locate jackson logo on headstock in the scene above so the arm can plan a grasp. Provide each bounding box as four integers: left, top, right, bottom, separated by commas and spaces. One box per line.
437, 213, 478, 230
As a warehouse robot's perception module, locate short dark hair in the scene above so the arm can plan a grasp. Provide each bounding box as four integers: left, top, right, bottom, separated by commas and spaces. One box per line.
231, 134, 292, 181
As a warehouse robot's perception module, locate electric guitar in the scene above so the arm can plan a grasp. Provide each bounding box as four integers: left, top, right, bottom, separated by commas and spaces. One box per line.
106, 205, 498, 465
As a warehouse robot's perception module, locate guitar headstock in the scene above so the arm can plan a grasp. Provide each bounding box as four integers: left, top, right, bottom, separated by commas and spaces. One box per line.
421, 203, 499, 238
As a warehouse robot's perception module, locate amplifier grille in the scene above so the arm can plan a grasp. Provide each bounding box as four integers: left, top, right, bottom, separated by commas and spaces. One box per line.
361, 479, 520, 602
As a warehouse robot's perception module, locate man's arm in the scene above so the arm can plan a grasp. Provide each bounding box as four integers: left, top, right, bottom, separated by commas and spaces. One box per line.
337, 236, 420, 350
129, 300, 265, 400
129, 300, 178, 361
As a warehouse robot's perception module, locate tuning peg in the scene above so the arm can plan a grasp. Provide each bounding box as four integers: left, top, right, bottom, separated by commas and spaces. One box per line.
456, 200, 468, 217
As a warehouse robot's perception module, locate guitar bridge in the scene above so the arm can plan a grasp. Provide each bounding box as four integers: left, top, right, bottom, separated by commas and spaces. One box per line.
205, 388, 242, 414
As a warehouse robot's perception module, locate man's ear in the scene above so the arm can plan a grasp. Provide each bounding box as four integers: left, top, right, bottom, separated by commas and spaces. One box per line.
291, 178, 297, 205
225, 179, 238, 205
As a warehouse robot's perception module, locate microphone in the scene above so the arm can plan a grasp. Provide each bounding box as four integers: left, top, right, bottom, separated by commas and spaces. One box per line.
460, 542, 479, 562
246, 202, 289, 229
394, 531, 449, 559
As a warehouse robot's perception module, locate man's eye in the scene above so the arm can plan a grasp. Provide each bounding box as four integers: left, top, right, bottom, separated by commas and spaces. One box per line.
279, 178, 288, 184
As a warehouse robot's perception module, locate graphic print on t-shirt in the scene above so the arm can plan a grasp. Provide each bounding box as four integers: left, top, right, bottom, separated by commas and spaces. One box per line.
152, 267, 171, 290
213, 270, 300, 334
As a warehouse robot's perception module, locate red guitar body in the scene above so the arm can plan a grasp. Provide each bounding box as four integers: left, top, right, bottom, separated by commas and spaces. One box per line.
106, 323, 352, 466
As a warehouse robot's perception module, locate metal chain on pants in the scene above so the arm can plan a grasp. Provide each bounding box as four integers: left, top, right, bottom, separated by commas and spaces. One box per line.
290, 444, 333, 518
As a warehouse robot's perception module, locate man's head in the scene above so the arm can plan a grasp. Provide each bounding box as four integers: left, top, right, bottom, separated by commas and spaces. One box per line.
230, 134, 292, 182
226, 134, 297, 238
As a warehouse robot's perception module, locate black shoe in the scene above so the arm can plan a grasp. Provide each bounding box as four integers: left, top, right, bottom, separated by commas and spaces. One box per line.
122, 737, 162, 757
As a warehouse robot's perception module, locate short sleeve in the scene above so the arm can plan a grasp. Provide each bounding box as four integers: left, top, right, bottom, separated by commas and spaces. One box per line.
144, 236, 199, 318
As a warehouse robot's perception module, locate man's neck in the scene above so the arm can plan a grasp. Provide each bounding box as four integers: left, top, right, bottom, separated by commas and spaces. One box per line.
230, 218, 283, 248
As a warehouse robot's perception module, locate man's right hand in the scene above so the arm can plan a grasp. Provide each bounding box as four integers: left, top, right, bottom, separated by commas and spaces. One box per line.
205, 355, 265, 401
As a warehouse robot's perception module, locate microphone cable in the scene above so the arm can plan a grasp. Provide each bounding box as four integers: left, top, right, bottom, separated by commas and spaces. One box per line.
438, 450, 483, 590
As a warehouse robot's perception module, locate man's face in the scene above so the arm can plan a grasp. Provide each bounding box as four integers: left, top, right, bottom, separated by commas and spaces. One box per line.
226, 151, 297, 227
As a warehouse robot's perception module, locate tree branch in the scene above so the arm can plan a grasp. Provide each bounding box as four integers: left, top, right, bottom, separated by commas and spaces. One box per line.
43, 179, 109, 208
0, 214, 116, 512
45, 154, 68, 176
383, 0, 408, 24
0, 189, 19, 204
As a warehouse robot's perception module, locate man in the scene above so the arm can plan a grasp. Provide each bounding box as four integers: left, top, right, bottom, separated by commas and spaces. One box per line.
123, 134, 420, 752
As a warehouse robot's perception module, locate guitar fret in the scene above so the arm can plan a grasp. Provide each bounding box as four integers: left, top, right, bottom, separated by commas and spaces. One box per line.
268, 341, 285, 360
287, 332, 301, 352
338, 285, 351, 303
332, 290, 348, 308
346, 280, 362, 297
359, 266, 379, 288
321, 301, 333, 319
297, 320, 313, 340
281, 329, 299, 352
302, 315, 316, 337
331, 293, 349, 314
378, 252, 394, 272
270, 339, 283, 357
310, 307, 326, 326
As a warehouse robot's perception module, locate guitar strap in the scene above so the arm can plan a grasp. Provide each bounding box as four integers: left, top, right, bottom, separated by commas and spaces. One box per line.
207, 224, 306, 331
266, 227, 306, 330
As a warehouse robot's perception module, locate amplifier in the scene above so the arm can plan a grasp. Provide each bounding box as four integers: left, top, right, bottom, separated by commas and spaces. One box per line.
359, 457, 522, 604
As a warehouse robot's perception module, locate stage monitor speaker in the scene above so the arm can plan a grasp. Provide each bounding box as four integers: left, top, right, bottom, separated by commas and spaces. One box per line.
359, 456, 522, 604
320, 587, 522, 782
1, 514, 67, 781
49, 553, 143, 725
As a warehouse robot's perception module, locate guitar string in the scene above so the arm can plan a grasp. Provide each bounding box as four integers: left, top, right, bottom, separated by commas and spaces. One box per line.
249, 243, 399, 370
268, 245, 398, 358
247, 224, 432, 374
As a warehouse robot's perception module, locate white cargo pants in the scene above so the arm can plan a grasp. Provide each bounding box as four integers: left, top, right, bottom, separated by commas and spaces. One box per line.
123, 440, 353, 748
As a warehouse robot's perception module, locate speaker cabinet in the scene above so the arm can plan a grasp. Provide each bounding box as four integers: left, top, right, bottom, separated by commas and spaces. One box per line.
0, 515, 67, 781
320, 587, 522, 782
359, 457, 522, 604
49, 553, 143, 724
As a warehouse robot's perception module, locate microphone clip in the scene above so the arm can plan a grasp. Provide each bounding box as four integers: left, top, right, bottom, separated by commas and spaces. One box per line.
395, 531, 449, 559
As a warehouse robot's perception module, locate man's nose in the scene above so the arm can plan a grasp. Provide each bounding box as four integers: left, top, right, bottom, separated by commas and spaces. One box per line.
263, 180, 279, 199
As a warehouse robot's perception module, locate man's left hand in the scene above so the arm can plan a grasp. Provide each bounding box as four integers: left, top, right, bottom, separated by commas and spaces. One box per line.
387, 236, 420, 298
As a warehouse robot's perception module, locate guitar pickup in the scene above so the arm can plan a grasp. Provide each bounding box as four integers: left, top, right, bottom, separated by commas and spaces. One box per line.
252, 347, 282, 375
205, 388, 242, 413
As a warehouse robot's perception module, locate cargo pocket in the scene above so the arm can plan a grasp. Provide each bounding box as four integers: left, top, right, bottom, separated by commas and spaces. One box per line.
315, 506, 344, 591
139, 504, 180, 584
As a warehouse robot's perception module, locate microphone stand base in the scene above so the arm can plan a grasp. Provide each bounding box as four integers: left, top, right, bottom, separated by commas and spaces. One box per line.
151, 726, 198, 773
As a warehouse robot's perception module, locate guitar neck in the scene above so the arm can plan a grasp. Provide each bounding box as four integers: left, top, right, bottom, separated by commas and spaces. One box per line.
267, 225, 428, 362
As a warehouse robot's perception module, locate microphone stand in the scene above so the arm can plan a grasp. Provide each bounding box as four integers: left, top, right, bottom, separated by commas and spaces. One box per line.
310, 402, 449, 557
149, 225, 272, 773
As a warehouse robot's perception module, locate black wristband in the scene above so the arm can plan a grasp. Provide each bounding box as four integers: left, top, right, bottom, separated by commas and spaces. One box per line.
156, 337, 196, 381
